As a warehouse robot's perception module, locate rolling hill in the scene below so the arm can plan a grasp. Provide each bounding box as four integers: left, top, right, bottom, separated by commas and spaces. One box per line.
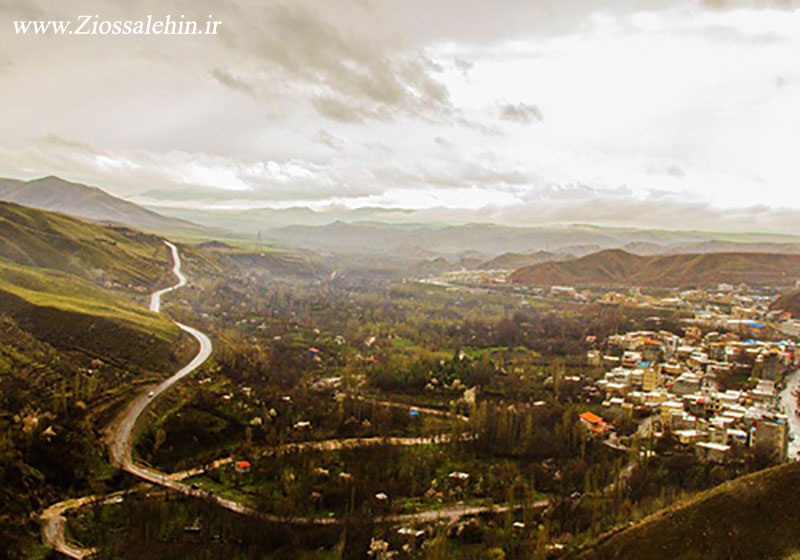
0, 175, 204, 234
0, 202, 190, 365
194, 240, 328, 277
0, 204, 195, 556
0, 259, 179, 366
0, 201, 174, 289
573, 461, 800, 559
510, 249, 800, 288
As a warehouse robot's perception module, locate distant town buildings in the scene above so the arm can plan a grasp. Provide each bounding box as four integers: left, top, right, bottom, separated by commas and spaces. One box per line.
588, 316, 797, 463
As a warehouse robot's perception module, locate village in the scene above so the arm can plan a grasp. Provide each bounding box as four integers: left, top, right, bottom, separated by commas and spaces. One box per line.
581, 287, 800, 464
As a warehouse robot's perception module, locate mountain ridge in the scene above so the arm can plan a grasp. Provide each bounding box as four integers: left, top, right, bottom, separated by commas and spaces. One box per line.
0, 175, 205, 234
510, 249, 800, 287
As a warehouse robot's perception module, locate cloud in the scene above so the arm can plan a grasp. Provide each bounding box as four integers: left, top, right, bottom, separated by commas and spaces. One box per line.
209, 68, 254, 95
314, 129, 345, 151
228, 4, 452, 122
311, 95, 373, 123
1, 0, 798, 228
454, 57, 473, 77
700, 0, 799, 9
499, 102, 543, 123
434, 136, 451, 149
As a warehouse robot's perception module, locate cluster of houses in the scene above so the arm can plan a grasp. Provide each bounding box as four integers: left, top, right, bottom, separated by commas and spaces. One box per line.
586, 327, 798, 463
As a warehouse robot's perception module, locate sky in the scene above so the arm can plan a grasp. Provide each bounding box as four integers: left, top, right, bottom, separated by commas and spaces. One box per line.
1, 0, 799, 230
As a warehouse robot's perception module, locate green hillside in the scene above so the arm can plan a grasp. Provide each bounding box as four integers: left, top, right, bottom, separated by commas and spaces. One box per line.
195, 240, 328, 277
0, 259, 177, 343
0, 204, 196, 557
0, 201, 171, 288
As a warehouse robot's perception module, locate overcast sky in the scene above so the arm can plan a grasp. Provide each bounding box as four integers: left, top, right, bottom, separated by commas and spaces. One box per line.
1, 0, 798, 230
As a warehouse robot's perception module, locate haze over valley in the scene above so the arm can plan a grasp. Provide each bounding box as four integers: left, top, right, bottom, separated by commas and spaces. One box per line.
3, 1, 800, 559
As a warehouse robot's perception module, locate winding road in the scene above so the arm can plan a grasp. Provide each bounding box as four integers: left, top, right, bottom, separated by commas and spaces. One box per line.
42, 241, 213, 558
40, 241, 533, 558
110, 242, 213, 469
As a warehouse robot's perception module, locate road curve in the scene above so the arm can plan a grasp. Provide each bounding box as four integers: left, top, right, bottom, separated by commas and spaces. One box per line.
110, 323, 212, 468
41, 242, 525, 557
110, 241, 213, 469
149, 241, 186, 313
42, 241, 213, 558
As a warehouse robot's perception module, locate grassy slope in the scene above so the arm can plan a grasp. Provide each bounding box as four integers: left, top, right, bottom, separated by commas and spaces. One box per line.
0, 203, 201, 557
573, 461, 800, 560
0, 259, 177, 342
0, 200, 171, 288
0, 202, 189, 367
194, 239, 327, 277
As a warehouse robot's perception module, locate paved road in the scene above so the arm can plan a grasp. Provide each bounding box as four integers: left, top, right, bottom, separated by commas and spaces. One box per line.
149, 241, 186, 313
109, 321, 212, 468
42, 241, 213, 558
110, 241, 212, 468
779, 368, 800, 459
40, 242, 531, 557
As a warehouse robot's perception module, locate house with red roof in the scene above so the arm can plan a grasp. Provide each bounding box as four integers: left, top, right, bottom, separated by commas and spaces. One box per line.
579, 411, 609, 435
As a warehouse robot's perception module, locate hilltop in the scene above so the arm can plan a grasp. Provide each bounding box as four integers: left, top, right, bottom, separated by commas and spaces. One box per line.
573, 461, 800, 559
510, 249, 800, 288
0, 175, 204, 235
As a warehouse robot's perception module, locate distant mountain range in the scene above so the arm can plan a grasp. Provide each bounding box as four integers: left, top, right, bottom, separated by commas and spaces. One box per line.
509, 249, 800, 288
0, 175, 204, 234
7, 175, 800, 267
260, 222, 677, 257
254, 221, 800, 264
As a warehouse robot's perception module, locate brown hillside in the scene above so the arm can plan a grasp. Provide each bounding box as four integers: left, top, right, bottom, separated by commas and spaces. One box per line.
573, 461, 800, 560
510, 249, 800, 287
770, 291, 800, 317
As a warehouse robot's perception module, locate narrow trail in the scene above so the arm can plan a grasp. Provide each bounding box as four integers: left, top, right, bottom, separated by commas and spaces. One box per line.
168, 434, 459, 481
